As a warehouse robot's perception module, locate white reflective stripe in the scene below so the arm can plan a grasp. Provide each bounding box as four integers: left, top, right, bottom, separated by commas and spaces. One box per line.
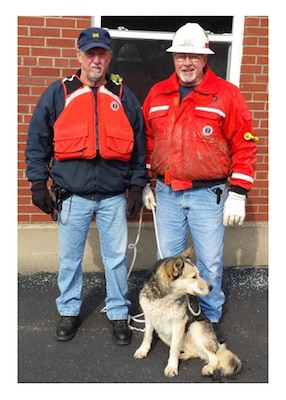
99, 85, 121, 102
232, 172, 254, 183
149, 105, 169, 114
195, 106, 226, 118
146, 163, 151, 169
65, 86, 91, 107
63, 74, 76, 82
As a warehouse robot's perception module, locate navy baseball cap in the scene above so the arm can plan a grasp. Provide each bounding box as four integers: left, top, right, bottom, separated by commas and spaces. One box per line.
77, 27, 112, 51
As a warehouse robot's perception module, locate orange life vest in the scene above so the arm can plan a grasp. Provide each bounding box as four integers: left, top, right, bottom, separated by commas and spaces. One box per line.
53, 75, 134, 162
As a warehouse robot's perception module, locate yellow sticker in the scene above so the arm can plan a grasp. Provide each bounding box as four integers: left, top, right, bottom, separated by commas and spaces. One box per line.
244, 132, 259, 141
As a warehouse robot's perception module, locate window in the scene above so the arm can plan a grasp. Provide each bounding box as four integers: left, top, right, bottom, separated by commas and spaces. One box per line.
94, 16, 244, 104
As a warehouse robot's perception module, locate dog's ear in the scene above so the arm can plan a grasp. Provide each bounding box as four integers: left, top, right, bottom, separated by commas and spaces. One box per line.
166, 258, 184, 279
181, 246, 194, 259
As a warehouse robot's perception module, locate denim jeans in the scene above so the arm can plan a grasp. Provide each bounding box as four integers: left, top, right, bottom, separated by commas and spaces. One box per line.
155, 180, 227, 322
55, 193, 131, 320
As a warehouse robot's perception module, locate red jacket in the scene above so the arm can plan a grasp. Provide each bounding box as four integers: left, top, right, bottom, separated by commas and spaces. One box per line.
143, 66, 257, 192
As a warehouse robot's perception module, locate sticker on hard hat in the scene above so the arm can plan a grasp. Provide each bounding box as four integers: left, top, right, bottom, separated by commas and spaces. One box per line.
202, 125, 213, 136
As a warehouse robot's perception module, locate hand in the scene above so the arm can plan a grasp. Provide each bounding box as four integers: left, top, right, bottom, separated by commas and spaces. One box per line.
142, 183, 156, 210
31, 181, 54, 214
223, 191, 246, 226
127, 185, 143, 219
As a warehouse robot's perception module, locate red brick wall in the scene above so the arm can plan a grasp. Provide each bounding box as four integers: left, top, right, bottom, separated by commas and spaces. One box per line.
18, 16, 92, 222
240, 16, 268, 221
18, 16, 268, 223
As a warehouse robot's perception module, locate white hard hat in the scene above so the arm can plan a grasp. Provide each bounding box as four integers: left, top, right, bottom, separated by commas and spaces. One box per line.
166, 23, 214, 54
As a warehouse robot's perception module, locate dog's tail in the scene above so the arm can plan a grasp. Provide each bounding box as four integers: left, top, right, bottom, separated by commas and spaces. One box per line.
217, 343, 242, 376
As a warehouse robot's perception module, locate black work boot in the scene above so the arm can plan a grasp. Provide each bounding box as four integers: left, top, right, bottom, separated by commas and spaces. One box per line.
55, 316, 80, 341
110, 319, 132, 345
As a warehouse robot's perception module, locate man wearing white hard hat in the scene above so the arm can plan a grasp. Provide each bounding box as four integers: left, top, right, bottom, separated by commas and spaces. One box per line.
142, 23, 257, 337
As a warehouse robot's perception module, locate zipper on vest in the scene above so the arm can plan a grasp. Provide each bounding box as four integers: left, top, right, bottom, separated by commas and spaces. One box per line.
91, 87, 99, 150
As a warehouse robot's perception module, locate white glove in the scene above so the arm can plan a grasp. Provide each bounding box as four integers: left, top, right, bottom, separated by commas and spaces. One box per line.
142, 183, 156, 210
223, 191, 246, 226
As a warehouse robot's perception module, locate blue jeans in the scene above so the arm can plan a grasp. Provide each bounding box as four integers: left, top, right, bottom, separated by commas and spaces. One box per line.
55, 193, 131, 320
155, 180, 227, 322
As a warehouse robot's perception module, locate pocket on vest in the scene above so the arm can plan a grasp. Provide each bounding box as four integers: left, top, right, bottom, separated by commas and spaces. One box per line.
53, 123, 96, 160
100, 126, 134, 162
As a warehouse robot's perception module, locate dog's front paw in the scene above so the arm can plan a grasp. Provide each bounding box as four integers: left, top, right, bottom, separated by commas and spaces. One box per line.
134, 346, 149, 359
164, 365, 178, 378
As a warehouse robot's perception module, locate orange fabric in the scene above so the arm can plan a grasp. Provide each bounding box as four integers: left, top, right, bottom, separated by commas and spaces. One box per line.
53, 76, 134, 162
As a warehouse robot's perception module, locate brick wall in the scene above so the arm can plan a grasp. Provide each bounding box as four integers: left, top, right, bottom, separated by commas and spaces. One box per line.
18, 16, 92, 222
17, 16, 268, 223
240, 16, 268, 221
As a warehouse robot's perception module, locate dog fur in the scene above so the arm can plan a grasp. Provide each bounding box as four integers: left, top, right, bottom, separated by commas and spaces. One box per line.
134, 247, 242, 378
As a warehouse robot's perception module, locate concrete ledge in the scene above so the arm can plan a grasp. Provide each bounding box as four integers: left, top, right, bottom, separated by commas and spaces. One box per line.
18, 221, 268, 273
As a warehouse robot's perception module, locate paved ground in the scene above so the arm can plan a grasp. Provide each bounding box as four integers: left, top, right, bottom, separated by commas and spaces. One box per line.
17, 266, 268, 391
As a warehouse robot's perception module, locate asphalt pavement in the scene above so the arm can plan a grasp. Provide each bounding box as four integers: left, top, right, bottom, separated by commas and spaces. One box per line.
17, 265, 268, 391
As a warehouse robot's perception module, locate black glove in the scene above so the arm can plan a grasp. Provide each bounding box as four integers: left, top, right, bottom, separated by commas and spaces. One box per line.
31, 180, 54, 214
127, 185, 143, 219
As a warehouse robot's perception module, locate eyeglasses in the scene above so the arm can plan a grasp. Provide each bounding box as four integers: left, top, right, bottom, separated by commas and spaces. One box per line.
173, 54, 203, 63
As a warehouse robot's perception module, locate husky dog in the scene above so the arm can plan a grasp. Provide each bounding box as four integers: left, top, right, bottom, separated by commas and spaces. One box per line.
134, 248, 242, 378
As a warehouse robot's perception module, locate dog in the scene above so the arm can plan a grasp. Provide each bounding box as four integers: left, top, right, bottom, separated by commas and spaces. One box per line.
134, 247, 242, 378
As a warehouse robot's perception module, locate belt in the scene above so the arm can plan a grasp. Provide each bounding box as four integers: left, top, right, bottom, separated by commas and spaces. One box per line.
157, 174, 227, 187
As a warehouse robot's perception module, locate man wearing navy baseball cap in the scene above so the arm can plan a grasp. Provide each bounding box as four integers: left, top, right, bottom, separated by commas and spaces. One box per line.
75, 27, 114, 88
25, 26, 147, 346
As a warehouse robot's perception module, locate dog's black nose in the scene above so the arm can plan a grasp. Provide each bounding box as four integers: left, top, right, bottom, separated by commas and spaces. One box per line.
209, 285, 213, 291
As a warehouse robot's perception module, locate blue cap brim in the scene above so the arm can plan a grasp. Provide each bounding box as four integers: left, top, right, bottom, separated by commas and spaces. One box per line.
79, 42, 111, 52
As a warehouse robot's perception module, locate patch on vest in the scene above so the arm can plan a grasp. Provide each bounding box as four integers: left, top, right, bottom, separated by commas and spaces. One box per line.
110, 101, 120, 111
202, 125, 213, 136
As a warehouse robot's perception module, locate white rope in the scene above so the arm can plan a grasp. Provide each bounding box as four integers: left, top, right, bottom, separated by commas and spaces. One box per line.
186, 295, 201, 316
127, 206, 144, 279
127, 206, 146, 331
101, 202, 163, 333
100, 206, 145, 318
128, 203, 165, 331
151, 203, 163, 260
128, 313, 145, 332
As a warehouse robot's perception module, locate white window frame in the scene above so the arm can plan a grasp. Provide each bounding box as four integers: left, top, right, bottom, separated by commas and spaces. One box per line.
92, 16, 245, 87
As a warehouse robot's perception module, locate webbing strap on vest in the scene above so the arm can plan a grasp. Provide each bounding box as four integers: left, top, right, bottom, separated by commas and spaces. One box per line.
63, 74, 123, 98
63, 76, 83, 94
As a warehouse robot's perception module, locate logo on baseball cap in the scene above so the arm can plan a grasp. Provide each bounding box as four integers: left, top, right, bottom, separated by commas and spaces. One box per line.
78, 27, 112, 51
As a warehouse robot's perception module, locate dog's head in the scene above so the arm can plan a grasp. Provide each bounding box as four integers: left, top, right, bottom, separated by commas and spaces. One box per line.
162, 248, 212, 297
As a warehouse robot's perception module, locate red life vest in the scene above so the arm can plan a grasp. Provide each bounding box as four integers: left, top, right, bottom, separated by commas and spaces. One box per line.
53, 75, 134, 162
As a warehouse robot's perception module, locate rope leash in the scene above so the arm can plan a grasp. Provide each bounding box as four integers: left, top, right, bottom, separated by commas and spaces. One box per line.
101, 203, 161, 332
186, 295, 201, 316
126, 207, 145, 331
127, 206, 144, 279
151, 203, 163, 260
128, 203, 164, 331
100, 203, 201, 329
